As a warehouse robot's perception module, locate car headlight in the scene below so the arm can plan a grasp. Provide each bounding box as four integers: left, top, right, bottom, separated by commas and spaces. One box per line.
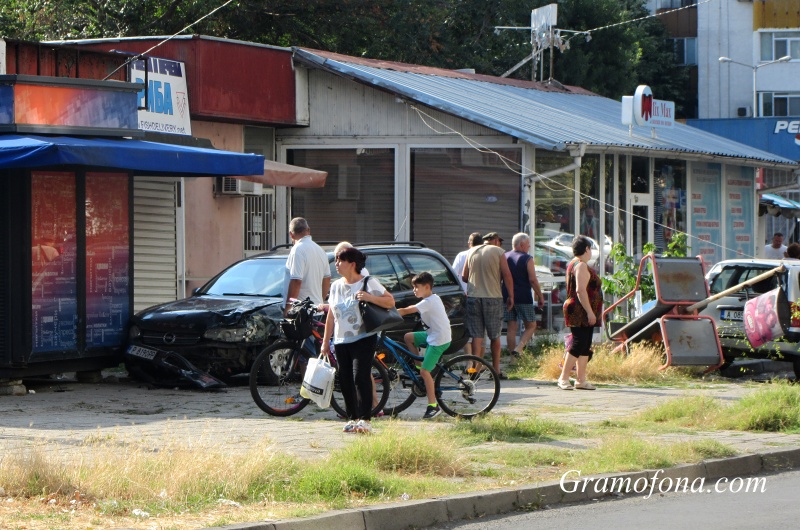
203, 327, 249, 342
128, 325, 141, 339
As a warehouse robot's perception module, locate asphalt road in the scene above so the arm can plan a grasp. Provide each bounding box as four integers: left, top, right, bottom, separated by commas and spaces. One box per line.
430, 469, 800, 530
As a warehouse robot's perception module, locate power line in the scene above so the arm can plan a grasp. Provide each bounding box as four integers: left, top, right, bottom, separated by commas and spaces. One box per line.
103, 0, 237, 81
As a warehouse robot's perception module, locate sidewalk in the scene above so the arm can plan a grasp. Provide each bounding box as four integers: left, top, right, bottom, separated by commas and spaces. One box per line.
2, 373, 799, 529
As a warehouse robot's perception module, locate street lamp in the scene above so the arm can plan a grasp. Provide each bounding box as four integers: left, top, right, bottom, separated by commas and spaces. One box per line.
718, 55, 792, 117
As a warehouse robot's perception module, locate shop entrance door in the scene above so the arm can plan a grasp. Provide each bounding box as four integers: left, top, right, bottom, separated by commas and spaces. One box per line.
629, 192, 653, 262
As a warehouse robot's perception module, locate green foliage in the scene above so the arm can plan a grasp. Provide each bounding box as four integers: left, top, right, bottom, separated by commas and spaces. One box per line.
601, 242, 655, 321
601, 232, 688, 322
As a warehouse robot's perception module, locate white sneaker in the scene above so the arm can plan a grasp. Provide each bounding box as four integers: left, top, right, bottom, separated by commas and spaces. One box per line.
574, 381, 596, 390
354, 420, 373, 434
342, 420, 357, 433
557, 379, 574, 390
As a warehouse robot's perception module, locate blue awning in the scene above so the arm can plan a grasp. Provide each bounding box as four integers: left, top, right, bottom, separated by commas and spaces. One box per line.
0, 134, 264, 176
761, 193, 800, 218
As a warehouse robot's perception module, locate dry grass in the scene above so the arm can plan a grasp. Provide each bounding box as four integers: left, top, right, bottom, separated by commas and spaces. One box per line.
522, 339, 699, 385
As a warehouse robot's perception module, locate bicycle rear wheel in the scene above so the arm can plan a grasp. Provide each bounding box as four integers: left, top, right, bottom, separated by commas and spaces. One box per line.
435, 355, 500, 419
330, 357, 390, 418
249, 341, 310, 416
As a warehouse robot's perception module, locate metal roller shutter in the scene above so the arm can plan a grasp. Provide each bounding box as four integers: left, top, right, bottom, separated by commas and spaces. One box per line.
411, 148, 521, 263
133, 178, 178, 312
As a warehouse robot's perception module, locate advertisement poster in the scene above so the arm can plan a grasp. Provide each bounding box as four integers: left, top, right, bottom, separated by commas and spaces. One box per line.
130, 57, 192, 135
691, 163, 722, 266
725, 167, 755, 259
85, 173, 130, 348
31, 172, 77, 353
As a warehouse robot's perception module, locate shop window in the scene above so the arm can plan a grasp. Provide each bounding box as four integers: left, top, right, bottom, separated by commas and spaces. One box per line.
411, 147, 521, 262
288, 148, 395, 243
535, 151, 575, 240
654, 159, 686, 253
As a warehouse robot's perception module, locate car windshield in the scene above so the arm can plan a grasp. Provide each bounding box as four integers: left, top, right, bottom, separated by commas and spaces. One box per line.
708, 265, 785, 296
203, 258, 287, 297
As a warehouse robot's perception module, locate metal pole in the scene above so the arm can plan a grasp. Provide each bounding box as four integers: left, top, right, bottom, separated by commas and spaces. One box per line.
752, 66, 758, 117
686, 265, 785, 312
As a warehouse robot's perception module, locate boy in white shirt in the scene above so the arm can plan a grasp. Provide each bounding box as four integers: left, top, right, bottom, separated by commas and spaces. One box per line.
398, 272, 452, 419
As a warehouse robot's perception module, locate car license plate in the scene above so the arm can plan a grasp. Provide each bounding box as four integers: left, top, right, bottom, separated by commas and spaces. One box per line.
720, 310, 744, 321
127, 345, 158, 360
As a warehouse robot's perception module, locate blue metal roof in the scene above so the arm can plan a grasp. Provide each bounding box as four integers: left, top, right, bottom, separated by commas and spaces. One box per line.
294, 48, 796, 167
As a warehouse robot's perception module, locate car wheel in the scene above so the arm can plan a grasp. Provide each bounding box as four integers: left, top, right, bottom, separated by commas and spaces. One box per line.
793, 359, 800, 381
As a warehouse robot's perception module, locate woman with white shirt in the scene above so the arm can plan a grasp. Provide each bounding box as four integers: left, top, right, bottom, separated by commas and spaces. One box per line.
321, 246, 395, 434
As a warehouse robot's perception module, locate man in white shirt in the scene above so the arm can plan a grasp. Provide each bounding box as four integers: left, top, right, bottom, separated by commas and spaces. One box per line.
452, 232, 483, 293
764, 232, 788, 260
283, 217, 330, 315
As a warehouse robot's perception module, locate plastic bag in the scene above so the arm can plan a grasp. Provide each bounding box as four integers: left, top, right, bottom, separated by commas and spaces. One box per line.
300, 354, 335, 408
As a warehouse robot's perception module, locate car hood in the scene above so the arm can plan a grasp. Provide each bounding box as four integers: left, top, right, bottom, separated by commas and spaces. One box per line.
133, 295, 283, 331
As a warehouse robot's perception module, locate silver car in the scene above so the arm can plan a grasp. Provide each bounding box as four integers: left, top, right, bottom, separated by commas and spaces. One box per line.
701, 258, 800, 378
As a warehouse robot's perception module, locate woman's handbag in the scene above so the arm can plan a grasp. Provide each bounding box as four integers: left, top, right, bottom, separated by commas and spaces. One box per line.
358, 277, 403, 333
300, 353, 335, 408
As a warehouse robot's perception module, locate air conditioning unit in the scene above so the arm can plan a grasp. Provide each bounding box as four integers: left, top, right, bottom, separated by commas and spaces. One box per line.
219, 177, 263, 196
737, 106, 752, 118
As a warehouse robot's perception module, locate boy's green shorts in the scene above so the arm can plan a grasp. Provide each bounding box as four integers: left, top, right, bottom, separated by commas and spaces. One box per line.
411, 331, 451, 372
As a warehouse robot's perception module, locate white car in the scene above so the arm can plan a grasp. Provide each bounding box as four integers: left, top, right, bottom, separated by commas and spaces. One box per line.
535, 231, 612, 270
700, 258, 800, 378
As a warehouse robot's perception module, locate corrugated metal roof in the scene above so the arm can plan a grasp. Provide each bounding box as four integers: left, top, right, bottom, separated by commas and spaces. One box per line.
294, 48, 797, 168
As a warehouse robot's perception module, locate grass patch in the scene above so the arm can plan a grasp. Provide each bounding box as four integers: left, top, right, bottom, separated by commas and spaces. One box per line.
512, 337, 701, 385
636, 395, 725, 427
616, 383, 800, 434
451, 413, 582, 443
720, 381, 800, 433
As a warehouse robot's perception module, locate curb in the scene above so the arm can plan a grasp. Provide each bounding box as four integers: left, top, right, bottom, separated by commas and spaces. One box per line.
208, 446, 800, 530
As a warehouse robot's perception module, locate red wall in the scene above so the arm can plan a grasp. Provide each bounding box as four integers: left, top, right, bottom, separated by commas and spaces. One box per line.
4, 40, 128, 81
74, 37, 298, 126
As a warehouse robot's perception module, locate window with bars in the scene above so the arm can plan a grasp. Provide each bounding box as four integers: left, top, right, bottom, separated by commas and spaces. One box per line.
243, 191, 274, 254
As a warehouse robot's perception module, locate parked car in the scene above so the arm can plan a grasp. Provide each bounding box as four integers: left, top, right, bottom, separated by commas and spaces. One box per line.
534, 242, 571, 276
126, 242, 468, 383
700, 258, 800, 378
535, 230, 612, 270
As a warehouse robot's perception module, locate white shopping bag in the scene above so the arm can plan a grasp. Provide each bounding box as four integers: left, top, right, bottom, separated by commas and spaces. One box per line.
300, 353, 335, 408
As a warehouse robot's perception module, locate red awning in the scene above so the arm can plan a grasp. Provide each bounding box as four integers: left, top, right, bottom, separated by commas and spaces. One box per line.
234, 160, 327, 188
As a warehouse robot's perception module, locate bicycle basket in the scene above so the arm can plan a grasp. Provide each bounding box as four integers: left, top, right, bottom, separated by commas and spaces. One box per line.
281, 307, 313, 340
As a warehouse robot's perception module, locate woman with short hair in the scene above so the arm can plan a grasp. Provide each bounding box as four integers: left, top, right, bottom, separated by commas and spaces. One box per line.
558, 236, 603, 390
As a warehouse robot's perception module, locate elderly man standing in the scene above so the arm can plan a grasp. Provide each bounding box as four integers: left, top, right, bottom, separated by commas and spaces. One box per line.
283, 217, 330, 315
503, 233, 545, 356
462, 232, 514, 379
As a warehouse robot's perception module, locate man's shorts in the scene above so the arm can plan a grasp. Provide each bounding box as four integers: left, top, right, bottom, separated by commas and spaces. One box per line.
465, 297, 504, 340
504, 303, 539, 323
410, 331, 450, 372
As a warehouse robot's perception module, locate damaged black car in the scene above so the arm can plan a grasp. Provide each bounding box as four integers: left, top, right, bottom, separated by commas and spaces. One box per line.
126, 256, 286, 385
125, 243, 468, 385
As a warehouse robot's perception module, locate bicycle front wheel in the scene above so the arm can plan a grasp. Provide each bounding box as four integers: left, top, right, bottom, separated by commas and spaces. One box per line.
249, 341, 310, 416
330, 357, 390, 418
435, 355, 500, 419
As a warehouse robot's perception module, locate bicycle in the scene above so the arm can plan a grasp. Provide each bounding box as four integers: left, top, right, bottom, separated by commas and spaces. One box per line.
249, 298, 390, 417
376, 331, 500, 419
